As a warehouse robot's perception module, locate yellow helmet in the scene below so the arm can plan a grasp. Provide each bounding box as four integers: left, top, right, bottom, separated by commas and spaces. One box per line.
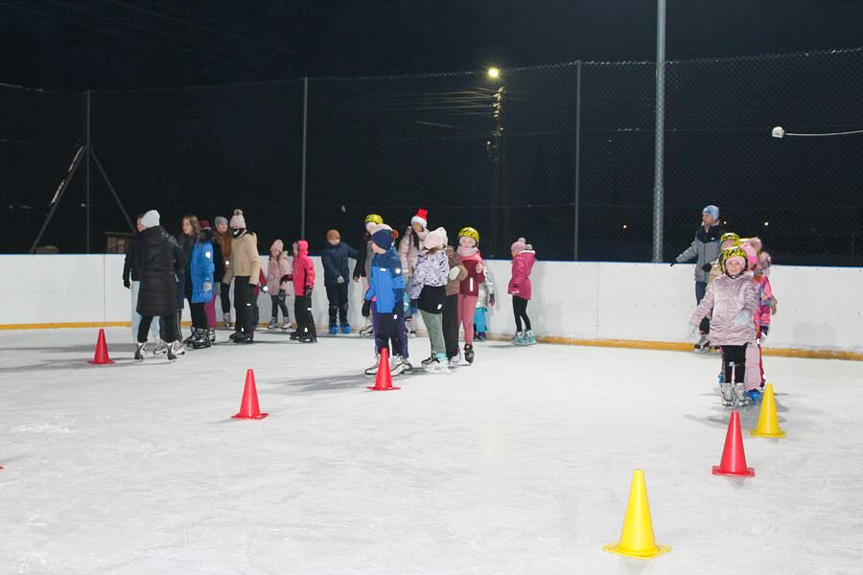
720, 232, 740, 245
364, 213, 383, 225
458, 226, 480, 244
719, 245, 747, 273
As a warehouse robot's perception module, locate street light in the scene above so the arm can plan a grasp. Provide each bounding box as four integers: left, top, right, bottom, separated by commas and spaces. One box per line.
487, 67, 501, 80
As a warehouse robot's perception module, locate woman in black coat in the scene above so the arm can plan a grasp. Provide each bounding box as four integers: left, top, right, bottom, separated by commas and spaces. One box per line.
135, 210, 186, 360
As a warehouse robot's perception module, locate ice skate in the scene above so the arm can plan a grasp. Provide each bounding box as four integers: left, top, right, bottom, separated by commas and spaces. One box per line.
301, 334, 317, 343
734, 383, 748, 406
359, 323, 374, 337
448, 352, 461, 368
182, 328, 198, 347
222, 313, 233, 329
267, 317, 278, 329
745, 389, 762, 404
364, 355, 380, 376
464, 343, 475, 364
167, 340, 185, 361
134, 341, 147, 361
341, 323, 352, 334
191, 330, 211, 349
328, 323, 339, 335
525, 330, 537, 345
390, 355, 408, 376
424, 353, 450, 374
152, 340, 168, 355
513, 331, 527, 346
694, 333, 709, 352
421, 354, 436, 367
720, 383, 735, 406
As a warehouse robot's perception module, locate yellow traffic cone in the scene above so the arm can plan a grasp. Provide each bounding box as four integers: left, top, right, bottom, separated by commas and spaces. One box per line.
751, 383, 786, 438
604, 470, 671, 559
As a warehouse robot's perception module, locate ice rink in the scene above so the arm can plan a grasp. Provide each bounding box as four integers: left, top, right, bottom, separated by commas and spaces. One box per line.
1, 327, 861, 574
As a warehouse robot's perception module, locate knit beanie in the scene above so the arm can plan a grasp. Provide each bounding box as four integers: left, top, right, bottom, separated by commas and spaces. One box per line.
229, 209, 246, 229
511, 237, 528, 254
199, 219, 211, 230
411, 208, 428, 230
141, 210, 160, 229
702, 205, 720, 221
423, 227, 446, 250
214, 216, 228, 228
372, 228, 394, 250
270, 239, 284, 253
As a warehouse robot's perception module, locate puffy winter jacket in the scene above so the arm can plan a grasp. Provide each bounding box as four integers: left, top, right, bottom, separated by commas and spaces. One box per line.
190, 239, 216, 304
754, 275, 774, 330
135, 226, 185, 317
123, 232, 143, 283
321, 241, 360, 286
444, 246, 467, 296
214, 230, 233, 283
292, 240, 316, 295
398, 229, 424, 278
476, 268, 496, 308
508, 250, 536, 300
267, 252, 291, 293
675, 224, 724, 283
459, 253, 485, 296
408, 249, 449, 300
691, 273, 757, 346
231, 231, 260, 284
365, 247, 405, 314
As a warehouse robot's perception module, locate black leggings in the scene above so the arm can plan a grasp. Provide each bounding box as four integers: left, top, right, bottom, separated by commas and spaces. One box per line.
139, 313, 178, 343
220, 282, 231, 313
442, 294, 460, 359
271, 294, 290, 320
513, 296, 531, 332
721, 343, 748, 383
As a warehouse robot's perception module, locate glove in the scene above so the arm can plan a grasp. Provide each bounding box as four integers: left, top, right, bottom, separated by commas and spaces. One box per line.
476, 262, 484, 273
262, 285, 269, 293
688, 324, 697, 338
489, 293, 496, 308
203, 281, 212, 293
448, 267, 461, 280
670, 261, 677, 267
304, 286, 313, 299
280, 274, 290, 284
278, 289, 286, 302
336, 275, 344, 284
362, 300, 371, 317
701, 263, 712, 272
123, 278, 131, 289
734, 310, 751, 326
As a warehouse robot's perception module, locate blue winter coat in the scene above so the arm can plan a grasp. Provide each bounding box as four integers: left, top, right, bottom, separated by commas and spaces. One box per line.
321, 241, 360, 286
364, 248, 405, 314
191, 239, 216, 303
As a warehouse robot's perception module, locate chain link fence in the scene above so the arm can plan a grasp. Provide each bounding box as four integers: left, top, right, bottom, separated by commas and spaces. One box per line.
2, 48, 863, 265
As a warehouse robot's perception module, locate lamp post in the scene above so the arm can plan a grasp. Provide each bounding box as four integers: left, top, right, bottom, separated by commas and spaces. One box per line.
486, 67, 505, 255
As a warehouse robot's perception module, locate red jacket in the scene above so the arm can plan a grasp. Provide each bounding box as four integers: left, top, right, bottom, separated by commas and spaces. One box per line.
292, 240, 316, 295
459, 253, 485, 296
508, 250, 536, 300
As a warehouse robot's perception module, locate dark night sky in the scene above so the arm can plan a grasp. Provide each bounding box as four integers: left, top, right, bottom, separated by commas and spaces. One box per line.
1, 0, 861, 90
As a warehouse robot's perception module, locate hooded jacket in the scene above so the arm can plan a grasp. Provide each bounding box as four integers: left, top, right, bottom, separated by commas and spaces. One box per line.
190, 238, 216, 304
365, 247, 405, 314
267, 251, 292, 294
135, 226, 185, 317
292, 240, 316, 295
508, 250, 536, 300
691, 273, 758, 346
675, 224, 724, 283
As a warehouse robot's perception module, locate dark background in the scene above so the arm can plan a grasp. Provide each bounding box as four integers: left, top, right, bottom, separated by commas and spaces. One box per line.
2, 1, 862, 262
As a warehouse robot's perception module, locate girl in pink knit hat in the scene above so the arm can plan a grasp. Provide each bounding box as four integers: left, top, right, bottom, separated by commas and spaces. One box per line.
508, 238, 537, 345
266, 239, 292, 329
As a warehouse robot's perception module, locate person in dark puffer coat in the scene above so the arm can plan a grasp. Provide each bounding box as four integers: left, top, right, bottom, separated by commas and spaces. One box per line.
321, 229, 360, 334
134, 210, 186, 360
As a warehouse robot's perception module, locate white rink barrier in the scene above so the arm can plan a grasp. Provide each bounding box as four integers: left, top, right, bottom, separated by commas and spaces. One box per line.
1, 255, 861, 358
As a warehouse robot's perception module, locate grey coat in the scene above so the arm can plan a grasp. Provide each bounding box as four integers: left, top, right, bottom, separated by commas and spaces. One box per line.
675, 224, 723, 283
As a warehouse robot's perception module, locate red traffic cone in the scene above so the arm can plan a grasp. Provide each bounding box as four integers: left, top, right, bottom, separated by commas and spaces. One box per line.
712, 410, 755, 477
367, 347, 400, 391
232, 369, 269, 419
88, 329, 114, 365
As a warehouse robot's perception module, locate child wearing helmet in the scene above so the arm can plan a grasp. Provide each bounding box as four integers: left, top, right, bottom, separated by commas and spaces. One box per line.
696, 232, 742, 352
741, 239, 778, 402
456, 226, 485, 364
690, 245, 758, 406
355, 214, 384, 336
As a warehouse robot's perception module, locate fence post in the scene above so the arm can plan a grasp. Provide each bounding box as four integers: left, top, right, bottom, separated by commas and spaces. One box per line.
86, 90, 91, 253
652, 0, 667, 262
300, 77, 309, 240
574, 60, 582, 261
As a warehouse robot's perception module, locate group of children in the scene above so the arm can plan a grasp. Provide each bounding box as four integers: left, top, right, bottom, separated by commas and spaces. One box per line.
690, 231, 777, 406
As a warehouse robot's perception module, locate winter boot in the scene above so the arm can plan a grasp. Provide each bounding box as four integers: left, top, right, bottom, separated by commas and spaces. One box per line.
364, 354, 381, 376
464, 344, 475, 364
223, 313, 233, 329
134, 341, 147, 361
525, 330, 537, 345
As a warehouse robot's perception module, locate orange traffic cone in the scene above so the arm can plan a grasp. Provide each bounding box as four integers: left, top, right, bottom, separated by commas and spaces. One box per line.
232, 369, 269, 419
712, 411, 755, 477
367, 347, 400, 391
88, 329, 114, 364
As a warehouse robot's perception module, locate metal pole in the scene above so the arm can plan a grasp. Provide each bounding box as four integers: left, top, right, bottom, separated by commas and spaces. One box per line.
86, 90, 91, 253
574, 60, 582, 261
652, 0, 666, 262
300, 77, 309, 239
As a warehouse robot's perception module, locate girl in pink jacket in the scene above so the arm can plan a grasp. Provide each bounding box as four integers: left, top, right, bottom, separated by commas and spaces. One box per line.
508, 238, 537, 345
266, 240, 292, 329
290, 240, 317, 342
691, 245, 758, 406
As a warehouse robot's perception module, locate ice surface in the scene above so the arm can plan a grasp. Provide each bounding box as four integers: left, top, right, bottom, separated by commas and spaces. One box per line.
1, 327, 862, 574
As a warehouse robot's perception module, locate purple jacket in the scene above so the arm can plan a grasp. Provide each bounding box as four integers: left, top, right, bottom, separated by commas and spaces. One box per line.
409, 250, 449, 300
691, 273, 758, 346
508, 250, 536, 300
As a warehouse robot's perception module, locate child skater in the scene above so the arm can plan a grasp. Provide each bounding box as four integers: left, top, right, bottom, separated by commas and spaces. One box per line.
409, 227, 450, 373
364, 225, 408, 376
443, 243, 467, 366
741, 238, 777, 402
474, 267, 496, 341
690, 245, 758, 406
508, 238, 537, 345
456, 227, 485, 364
355, 214, 384, 336
698, 232, 741, 352
321, 229, 360, 334
267, 240, 292, 329
290, 240, 317, 343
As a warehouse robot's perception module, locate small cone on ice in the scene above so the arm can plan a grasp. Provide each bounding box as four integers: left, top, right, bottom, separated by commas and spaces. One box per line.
751, 383, 786, 438
604, 470, 671, 559
88, 329, 114, 364
367, 347, 400, 391
232, 369, 268, 419
713, 410, 755, 477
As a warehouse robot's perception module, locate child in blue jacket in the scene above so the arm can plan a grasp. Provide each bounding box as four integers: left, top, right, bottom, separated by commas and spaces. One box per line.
364, 226, 407, 376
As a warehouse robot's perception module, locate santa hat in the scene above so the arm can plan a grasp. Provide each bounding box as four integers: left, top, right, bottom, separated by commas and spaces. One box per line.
141, 210, 160, 229
229, 209, 246, 229
423, 227, 446, 250
411, 208, 428, 230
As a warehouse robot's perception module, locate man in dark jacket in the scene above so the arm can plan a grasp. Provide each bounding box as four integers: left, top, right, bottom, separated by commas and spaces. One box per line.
321, 229, 360, 334
124, 214, 161, 345
134, 210, 186, 361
